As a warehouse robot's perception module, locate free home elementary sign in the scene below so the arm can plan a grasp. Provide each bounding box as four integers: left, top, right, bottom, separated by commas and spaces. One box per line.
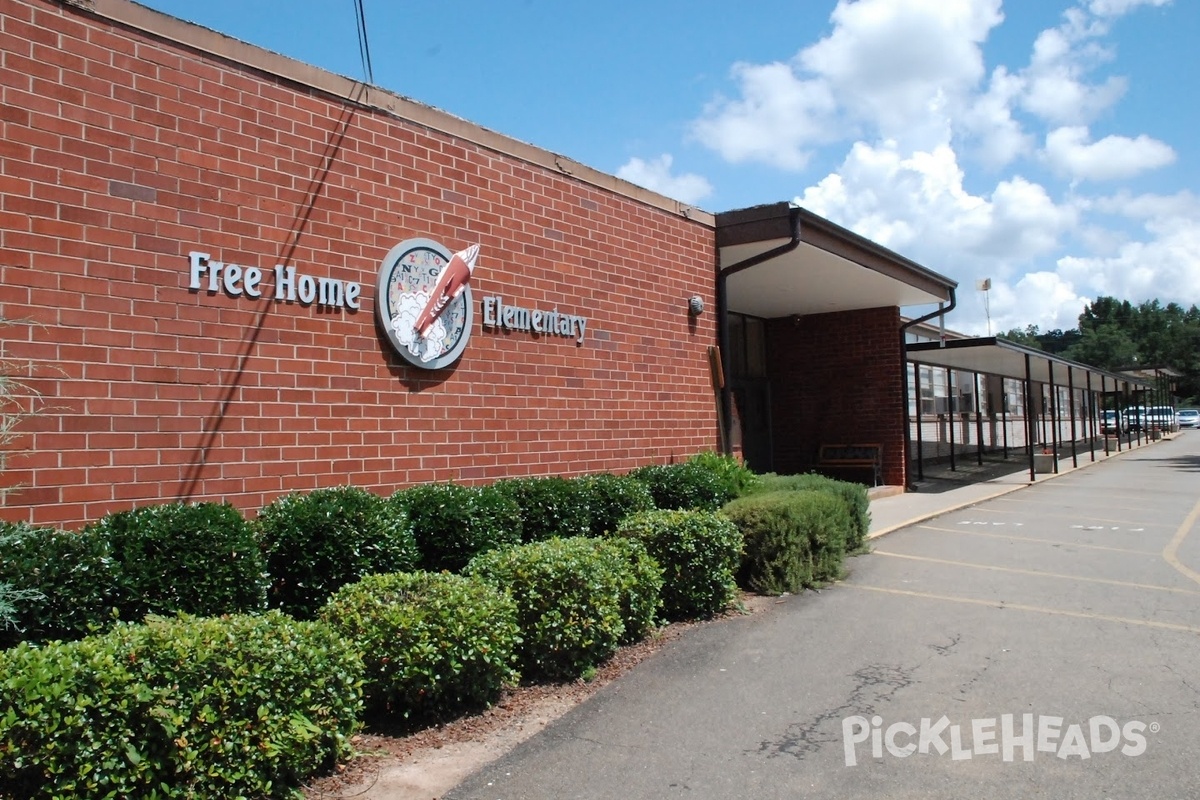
186, 238, 589, 370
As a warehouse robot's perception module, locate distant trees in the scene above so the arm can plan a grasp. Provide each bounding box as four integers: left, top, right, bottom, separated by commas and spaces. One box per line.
1000, 297, 1200, 403
996, 325, 1082, 354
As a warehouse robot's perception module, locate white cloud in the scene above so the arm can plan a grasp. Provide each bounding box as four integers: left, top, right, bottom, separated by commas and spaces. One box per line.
690, 63, 837, 170
971, 190, 1200, 334
1020, 20, 1127, 125
615, 154, 713, 205
1043, 126, 1176, 181
691, 0, 1004, 169
796, 141, 1075, 269
690, 0, 1163, 174
798, 0, 1002, 134
1021, 68, 1127, 126
1087, 0, 1173, 19
960, 66, 1034, 169
987, 271, 1093, 334
975, 177, 1078, 260
1058, 190, 1200, 307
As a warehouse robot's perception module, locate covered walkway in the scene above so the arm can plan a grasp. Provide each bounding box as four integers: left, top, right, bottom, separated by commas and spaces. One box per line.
905, 336, 1154, 485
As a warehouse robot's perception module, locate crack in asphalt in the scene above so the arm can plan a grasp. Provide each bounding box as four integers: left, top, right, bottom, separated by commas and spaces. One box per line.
955, 654, 993, 698
750, 661, 919, 761
928, 632, 962, 658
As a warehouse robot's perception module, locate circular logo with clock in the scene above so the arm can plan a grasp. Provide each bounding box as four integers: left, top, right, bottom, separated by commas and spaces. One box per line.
375, 238, 479, 369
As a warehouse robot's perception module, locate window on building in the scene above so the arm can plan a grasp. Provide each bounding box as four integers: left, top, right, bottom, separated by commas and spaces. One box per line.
728, 312, 767, 380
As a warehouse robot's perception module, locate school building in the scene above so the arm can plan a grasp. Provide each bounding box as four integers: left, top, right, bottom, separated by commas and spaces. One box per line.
0, 0, 1143, 528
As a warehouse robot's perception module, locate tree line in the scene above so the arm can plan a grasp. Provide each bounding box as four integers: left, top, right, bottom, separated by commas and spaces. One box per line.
1000, 297, 1200, 405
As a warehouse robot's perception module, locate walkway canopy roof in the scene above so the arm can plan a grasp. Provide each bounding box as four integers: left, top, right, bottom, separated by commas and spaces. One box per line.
716, 202, 957, 318
1116, 365, 1182, 382
906, 336, 1151, 390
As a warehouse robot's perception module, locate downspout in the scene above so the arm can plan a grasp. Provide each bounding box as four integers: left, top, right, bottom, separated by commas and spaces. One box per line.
899, 287, 958, 488
715, 207, 803, 456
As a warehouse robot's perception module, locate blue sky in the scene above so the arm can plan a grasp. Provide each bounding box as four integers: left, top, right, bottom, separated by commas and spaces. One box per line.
136, 0, 1199, 336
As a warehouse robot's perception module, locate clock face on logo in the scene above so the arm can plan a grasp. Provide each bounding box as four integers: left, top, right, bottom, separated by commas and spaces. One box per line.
375, 238, 474, 370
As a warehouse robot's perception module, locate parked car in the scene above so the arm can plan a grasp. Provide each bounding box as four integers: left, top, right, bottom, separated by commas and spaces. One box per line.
1146, 405, 1176, 431
1177, 408, 1200, 429
1100, 410, 1123, 435
1125, 405, 1176, 431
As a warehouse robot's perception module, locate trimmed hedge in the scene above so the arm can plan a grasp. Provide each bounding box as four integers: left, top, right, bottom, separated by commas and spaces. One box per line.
686, 451, 761, 500
321, 571, 520, 721
577, 473, 655, 537
493, 476, 592, 542
614, 509, 742, 620
628, 461, 732, 512
723, 489, 853, 595
257, 486, 418, 620
754, 472, 871, 551
86, 501, 269, 624
0, 612, 363, 799
467, 537, 629, 682
392, 483, 522, 573
0, 521, 119, 647
599, 537, 664, 644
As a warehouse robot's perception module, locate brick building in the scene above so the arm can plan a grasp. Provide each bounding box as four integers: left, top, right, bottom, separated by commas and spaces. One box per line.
1, 0, 956, 528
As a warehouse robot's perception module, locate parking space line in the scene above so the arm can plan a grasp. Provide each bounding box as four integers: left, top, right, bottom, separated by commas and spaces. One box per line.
1163, 495, 1200, 588
914, 524, 1163, 556
871, 550, 1200, 595
849, 585, 1200, 635
960, 505, 1172, 528
989, 490, 1156, 509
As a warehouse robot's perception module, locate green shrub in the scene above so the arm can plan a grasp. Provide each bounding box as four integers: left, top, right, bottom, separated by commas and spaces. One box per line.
687, 451, 761, 499
466, 537, 627, 682
628, 461, 731, 511
577, 473, 655, 537
85, 502, 268, 624
321, 571, 520, 721
392, 483, 522, 573
257, 486, 418, 619
614, 510, 742, 620
493, 476, 592, 542
0, 521, 119, 647
0, 630, 156, 798
722, 491, 812, 595
723, 490, 853, 594
0, 611, 363, 799
753, 472, 871, 550
598, 537, 664, 644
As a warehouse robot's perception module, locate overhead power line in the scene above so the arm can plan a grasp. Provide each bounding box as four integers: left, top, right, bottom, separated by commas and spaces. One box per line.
353, 0, 374, 85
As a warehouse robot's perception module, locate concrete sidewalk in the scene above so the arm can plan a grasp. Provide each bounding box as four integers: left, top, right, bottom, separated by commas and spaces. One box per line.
866, 436, 1169, 538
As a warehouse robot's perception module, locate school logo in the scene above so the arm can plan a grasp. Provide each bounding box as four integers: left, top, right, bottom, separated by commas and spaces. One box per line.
376, 238, 478, 369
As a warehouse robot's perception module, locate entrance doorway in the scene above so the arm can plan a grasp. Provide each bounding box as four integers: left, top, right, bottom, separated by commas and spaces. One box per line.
733, 381, 772, 473
727, 313, 772, 472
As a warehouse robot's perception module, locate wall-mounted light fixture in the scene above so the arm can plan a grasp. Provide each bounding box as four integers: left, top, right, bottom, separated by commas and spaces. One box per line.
688, 295, 705, 316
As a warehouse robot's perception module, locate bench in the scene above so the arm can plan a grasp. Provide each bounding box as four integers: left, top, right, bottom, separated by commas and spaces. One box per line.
816, 443, 883, 487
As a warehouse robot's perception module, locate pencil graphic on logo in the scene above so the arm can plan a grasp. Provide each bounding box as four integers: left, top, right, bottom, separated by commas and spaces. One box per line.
414, 244, 478, 338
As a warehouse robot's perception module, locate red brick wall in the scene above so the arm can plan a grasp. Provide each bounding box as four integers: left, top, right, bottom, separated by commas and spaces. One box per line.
766, 307, 906, 485
0, 0, 719, 528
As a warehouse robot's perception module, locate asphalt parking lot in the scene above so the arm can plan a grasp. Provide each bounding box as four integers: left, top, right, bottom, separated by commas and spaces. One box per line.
448, 432, 1200, 799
